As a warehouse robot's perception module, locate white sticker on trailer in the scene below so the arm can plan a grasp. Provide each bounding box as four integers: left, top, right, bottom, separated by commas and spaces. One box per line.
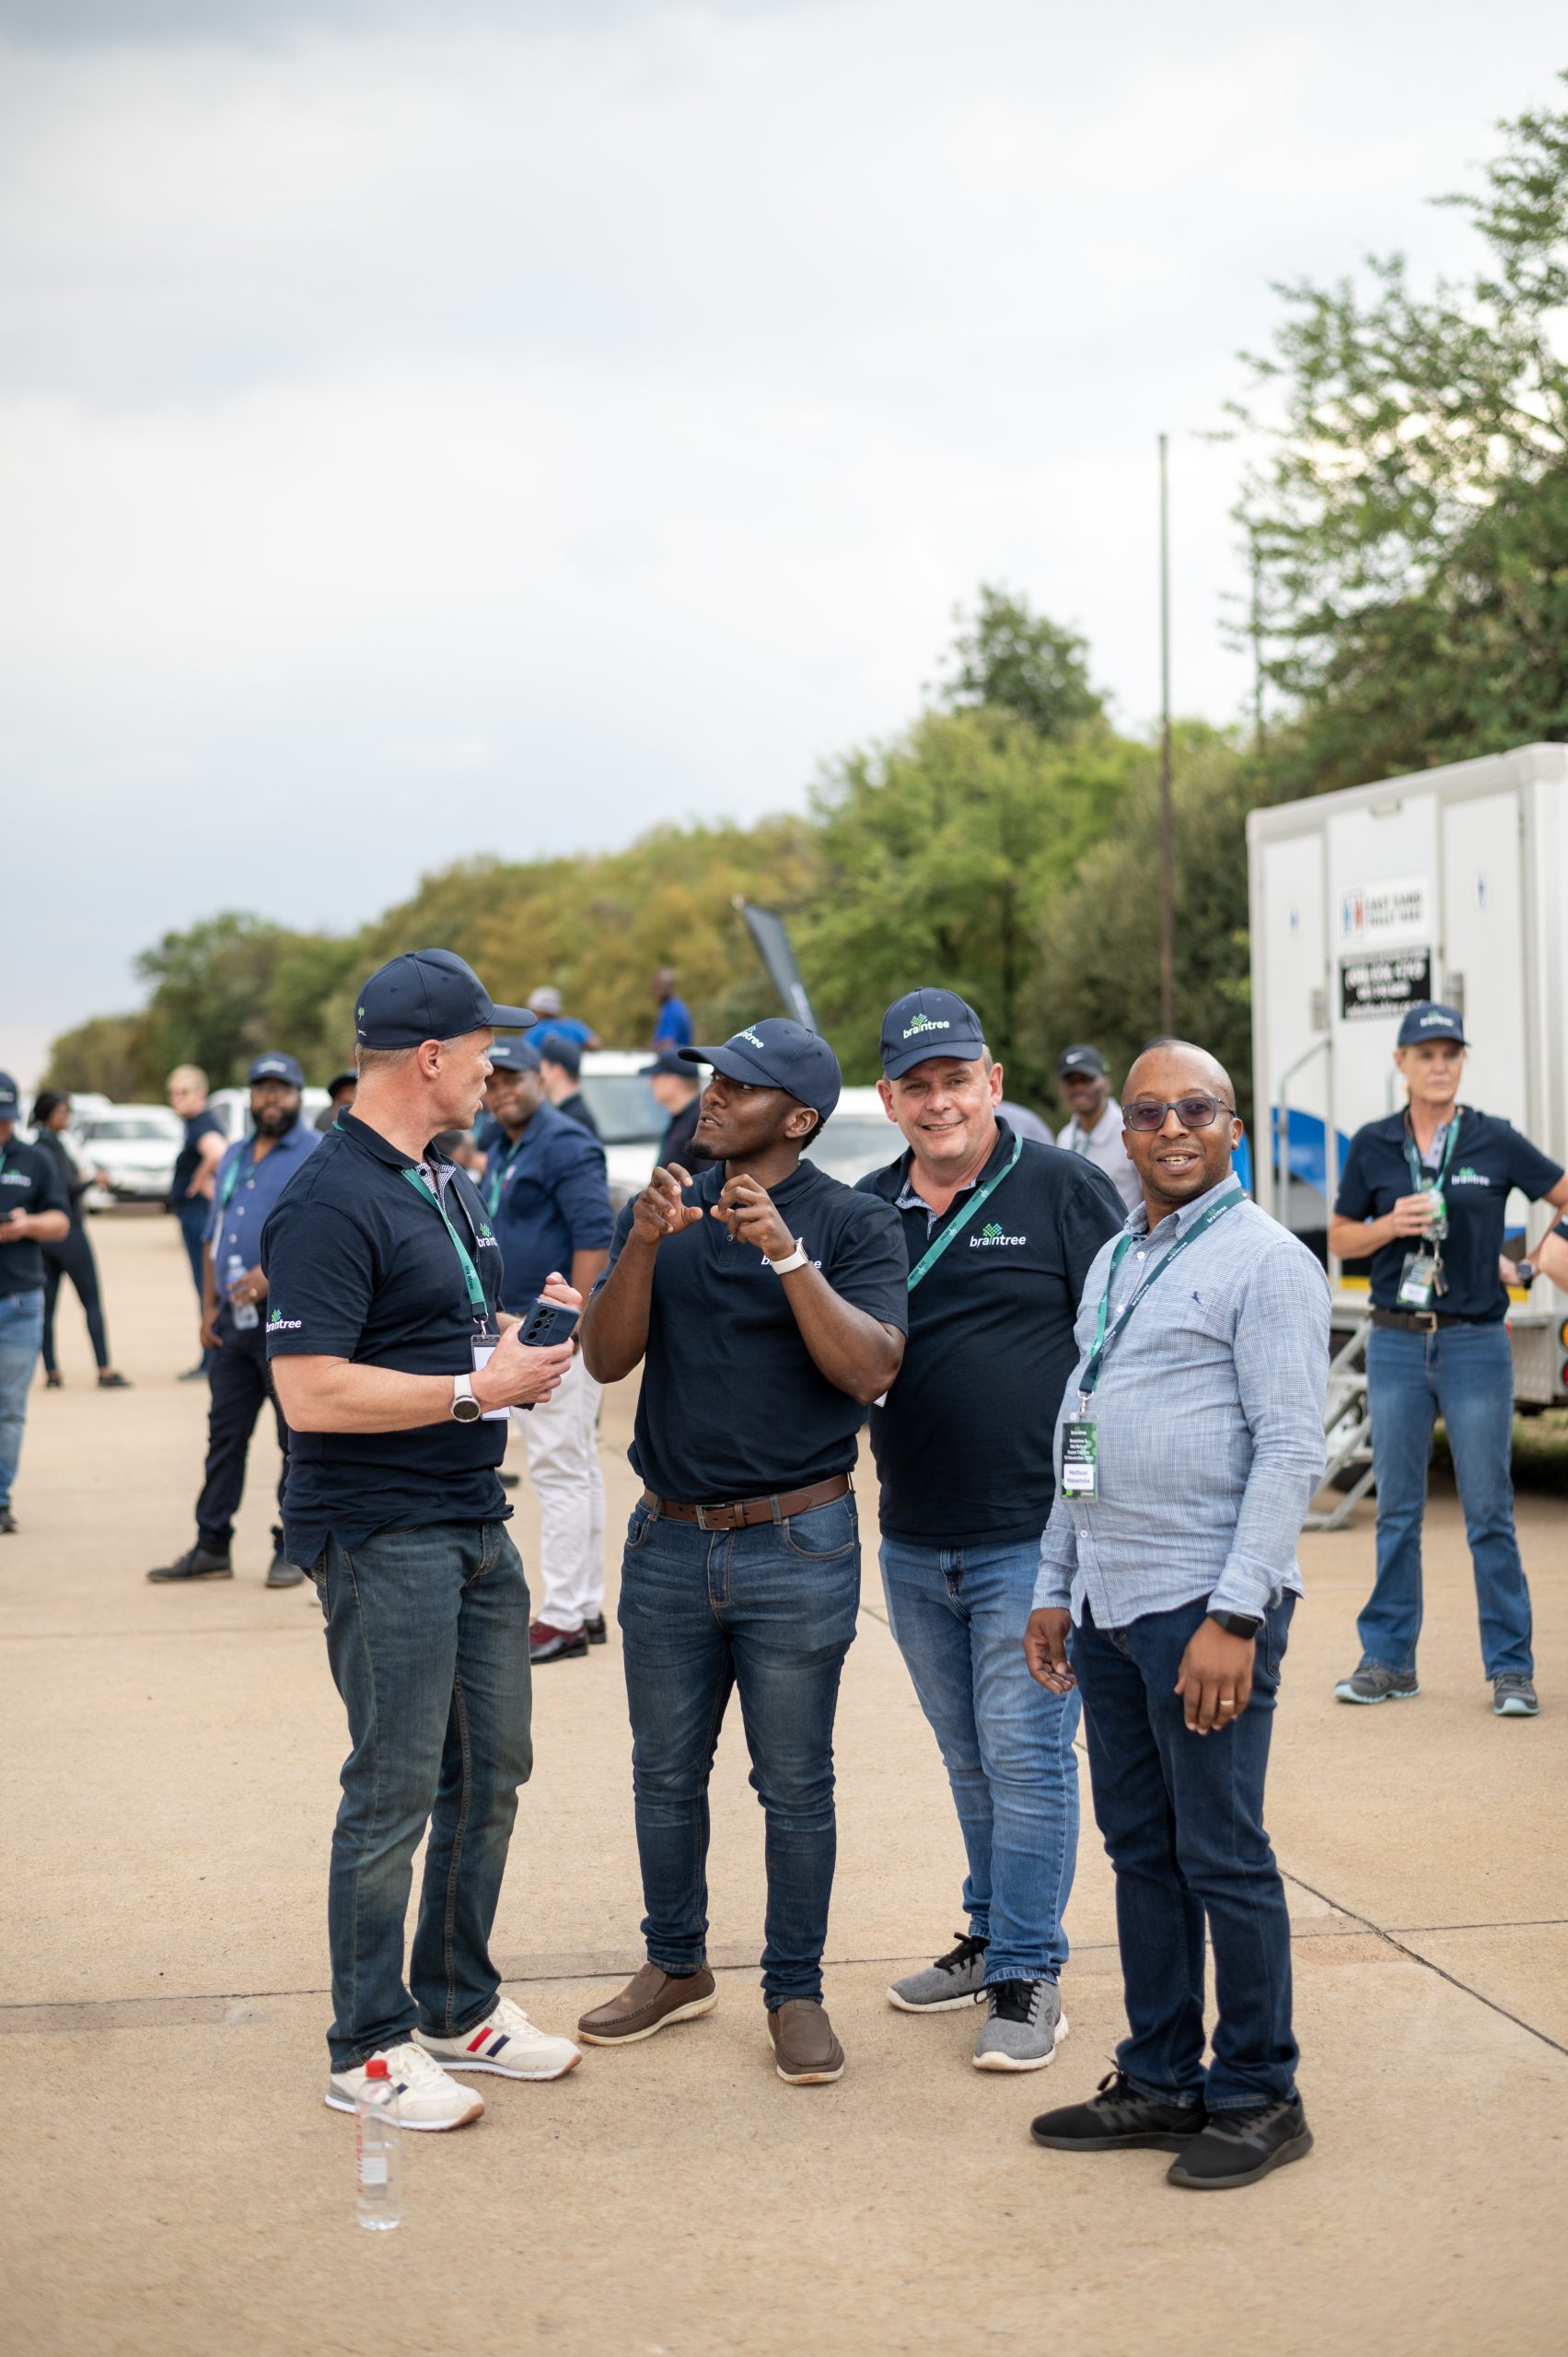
1339, 875, 1430, 945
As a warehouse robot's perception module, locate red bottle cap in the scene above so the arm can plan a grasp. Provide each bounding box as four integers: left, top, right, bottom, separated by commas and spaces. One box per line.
365, 2058, 390, 2080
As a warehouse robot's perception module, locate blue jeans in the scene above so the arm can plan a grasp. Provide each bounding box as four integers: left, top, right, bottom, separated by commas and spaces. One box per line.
175, 1199, 213, 1371
0, 1289, 45, 1512
880, 1536, 1080, 1984
315, 1521, 533, 2071
1073, 1594, 1297, 2112
618, 1492, 860, 2007
1361, 1321, 1533, 1680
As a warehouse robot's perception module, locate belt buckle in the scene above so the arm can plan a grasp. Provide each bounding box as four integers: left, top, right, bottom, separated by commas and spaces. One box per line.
693, 1504, 711, 1530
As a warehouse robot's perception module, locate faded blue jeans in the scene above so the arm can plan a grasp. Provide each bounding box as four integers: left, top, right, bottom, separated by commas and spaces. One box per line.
1361, 1320, 1533, 1680
618, 1491, 860, 2008
0, 1288, 45, 1513
314, 1521, 533, 2071
880, 1536, 1081, 1985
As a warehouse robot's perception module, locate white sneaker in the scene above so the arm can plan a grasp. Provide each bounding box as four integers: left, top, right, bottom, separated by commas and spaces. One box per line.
325, 2039, 484, 2131
415, 1994, 581, 2082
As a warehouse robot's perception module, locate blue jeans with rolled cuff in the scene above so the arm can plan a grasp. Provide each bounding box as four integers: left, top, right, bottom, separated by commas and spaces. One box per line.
617, 1490, 860, 2008
879, 1535, 1080, 1985
1360, 1319, 1533, 1680
315, 1519, 533, 2072
0, 1288, 45, 1513
1072, 1592, 1297, 2113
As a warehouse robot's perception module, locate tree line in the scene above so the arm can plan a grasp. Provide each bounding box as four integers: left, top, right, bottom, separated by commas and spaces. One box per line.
48, 86, 1568, 1130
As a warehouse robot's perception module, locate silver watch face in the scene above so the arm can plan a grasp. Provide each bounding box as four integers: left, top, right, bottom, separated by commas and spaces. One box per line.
452, 1393, 482, 1422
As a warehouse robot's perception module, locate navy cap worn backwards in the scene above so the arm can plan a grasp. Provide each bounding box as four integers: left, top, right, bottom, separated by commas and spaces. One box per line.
0, 1070, 19, 1119
537, 1031, 581, 1077
642, 1049, 696, 1079
249, 1051, 306, 1088
878, 989, 987, 1082
680, 1019, 841, 1120
1057, 1042, 1107, 1080
354, 948, 535, 1050
1397, 1001, 1468, 1048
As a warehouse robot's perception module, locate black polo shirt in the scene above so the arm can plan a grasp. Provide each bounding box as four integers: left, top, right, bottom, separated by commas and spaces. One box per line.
598, 1155, 909, 1503
857, 1121, 1125, 1545
260, 1111, 510, 1565
0, 1138, 71, 1300
1335, 1108, 1563, 1322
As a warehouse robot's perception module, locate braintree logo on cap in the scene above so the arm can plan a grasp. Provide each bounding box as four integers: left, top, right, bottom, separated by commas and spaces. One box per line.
1420, 1012, 1452, 1028
903, 1014, 950, 1039
738, 1028, 767, 1050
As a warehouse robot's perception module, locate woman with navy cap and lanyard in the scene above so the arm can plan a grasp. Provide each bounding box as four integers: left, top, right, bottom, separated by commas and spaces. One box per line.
1329, 1002, 1568, 1718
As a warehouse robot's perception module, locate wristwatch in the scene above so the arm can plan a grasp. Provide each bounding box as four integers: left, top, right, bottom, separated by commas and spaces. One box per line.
1208, 1608, 1262, 1641
1515, 1260, 1536, 1288
767, 1237, 809, 1276
451, 1373, 483, 1423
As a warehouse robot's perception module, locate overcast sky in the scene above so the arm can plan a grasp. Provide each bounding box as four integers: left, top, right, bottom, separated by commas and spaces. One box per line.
3, 1, 1564, 1083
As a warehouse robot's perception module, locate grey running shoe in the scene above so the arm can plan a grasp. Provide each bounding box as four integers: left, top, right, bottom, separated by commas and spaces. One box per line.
1334, 1663, 1419, 1705
887, 1933, 988, 2014
972, 1979, 1068, 2073
1493, 1674, 1539, 1717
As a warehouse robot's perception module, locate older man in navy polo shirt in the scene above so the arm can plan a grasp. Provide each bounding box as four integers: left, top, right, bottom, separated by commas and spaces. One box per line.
261, 948, 583, 2131
482, 1038, 614, 1663
147, 1053, 321, 1590
577, 1020, 908, 2086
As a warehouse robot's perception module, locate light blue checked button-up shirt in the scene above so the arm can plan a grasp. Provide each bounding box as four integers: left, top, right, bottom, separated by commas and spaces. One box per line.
1033, 1173, 1330, 1627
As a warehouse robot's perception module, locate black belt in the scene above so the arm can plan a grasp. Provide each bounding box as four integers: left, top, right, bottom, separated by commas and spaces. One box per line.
1371, 1306, 1485, 1335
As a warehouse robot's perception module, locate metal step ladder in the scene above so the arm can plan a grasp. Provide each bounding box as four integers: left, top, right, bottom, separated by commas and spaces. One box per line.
1307, 1310, 1376, 1531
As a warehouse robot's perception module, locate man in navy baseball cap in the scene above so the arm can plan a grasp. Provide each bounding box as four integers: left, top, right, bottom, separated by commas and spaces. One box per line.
354, 948, 535, 1050
1395, 1001, 1467, 1048
878, 990, 988, 1083
250, 1051, 308, 1089
488, 1039, 542, 1074
679, 1017, 842, 1125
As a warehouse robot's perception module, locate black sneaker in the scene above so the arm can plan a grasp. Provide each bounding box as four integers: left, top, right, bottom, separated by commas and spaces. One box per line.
1167, 2095, 1313, 2189
0, 1507, 18, 1535
1030, 2069, 1205, 2153
266, 1527, 305, 1589
147, 1544, 233, 1583
497, 1470, 521, 1491
177, 1363, 209, 1383
584, 1613, 608, 1646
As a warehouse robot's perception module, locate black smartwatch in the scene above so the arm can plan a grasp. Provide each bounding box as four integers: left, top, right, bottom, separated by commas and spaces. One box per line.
1207, 1608, 1262, 1641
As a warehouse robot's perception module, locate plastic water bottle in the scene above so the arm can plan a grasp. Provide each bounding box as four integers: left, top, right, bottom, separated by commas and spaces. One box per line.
354, 2058, 401, 2231
226, 1253, 260, 1330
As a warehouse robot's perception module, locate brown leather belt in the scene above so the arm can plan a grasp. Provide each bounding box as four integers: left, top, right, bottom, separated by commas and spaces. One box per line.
1371, 1306, 1482, 1334
641, 1473, 852, 1531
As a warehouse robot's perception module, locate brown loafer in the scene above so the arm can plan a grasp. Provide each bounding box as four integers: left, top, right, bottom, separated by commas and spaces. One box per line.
767, 1998, 844, 2085
576, 1962, 717, 2046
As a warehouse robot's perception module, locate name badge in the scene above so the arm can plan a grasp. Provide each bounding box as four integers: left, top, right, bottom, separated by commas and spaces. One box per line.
1397, 1252, 1438, 1312
1061, 1419, 1099, 1501
470, 1329, 510, 1422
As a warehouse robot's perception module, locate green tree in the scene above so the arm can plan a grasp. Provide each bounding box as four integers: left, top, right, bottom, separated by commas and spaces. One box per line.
42, 1014, 156, 1101
935, 585, 1107, 739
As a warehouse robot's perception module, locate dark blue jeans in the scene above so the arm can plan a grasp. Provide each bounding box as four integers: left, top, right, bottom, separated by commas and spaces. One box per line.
1073, 1593, 1297, 2112
316, 1520, 532, 2071
618, 1492, 860, 2007
1361, 1320, 1533, 1679
175, 1198, 214, 1371
0, 1288, 44, 1512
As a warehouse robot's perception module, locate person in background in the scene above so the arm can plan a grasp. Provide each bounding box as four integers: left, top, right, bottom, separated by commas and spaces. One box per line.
30, 1092, 130, 1390
1055, 1045, 1140, 1216
527, 986, 598, 1051
167, 1064, 226, 1379
651, 969, 693, 1051
315, 1073, 357, 1134
538, 1035, 599, 1138
1508, 1215, 1568, 1294
643, 1050, 703, 1167
996, 1097, 1053, 1144
146, 1054, 321, 1589
433, 1126, 485, 1176
1329, 1002, 1568, 1719
482, 1039, 614, 1663
1026, 1039, 1329, 2192
0, 1070, 71, 1534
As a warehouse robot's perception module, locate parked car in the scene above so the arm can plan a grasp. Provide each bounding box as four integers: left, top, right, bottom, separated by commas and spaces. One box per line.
803, 1085, 899, 1188
576, 1051, 669, 1210
76, 1106, 184, 1205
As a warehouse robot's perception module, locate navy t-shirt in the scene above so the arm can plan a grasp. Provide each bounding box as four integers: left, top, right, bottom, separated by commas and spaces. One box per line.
1335, 1108, 1564, 1321
487, 1100, 613, 1311
261, 1112, 510, 1564
168, 1109, 224, 1209
0, 1139, 71, 1299
858, 1123, 1125, 1544
597, 1156, 909, 1501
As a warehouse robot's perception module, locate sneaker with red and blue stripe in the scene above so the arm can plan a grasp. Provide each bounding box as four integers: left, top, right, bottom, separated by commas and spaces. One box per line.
416, 1995, 580, 2081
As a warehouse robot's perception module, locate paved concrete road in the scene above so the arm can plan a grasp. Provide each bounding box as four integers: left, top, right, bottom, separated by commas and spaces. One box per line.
5, 1214, 1566, 2355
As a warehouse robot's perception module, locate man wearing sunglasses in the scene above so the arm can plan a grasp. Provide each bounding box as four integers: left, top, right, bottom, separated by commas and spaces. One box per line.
1025, 1040, 1329, 2191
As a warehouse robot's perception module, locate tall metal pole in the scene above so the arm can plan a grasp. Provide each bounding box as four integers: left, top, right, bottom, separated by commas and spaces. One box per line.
1158, 433, 1175, 1035
1250, 531, 1266, 754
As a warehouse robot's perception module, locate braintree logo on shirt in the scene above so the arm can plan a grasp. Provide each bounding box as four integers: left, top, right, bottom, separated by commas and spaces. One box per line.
971, 1223, 1026, 1248
268, 1308, 304, 1330
0, 1171, 29, 1187
1450, 1167, 1490, 1186
903, 1014, 950, 1039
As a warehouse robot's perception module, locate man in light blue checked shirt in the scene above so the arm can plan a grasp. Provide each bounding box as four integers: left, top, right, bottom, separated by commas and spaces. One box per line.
1024, 1040, 1330, 2194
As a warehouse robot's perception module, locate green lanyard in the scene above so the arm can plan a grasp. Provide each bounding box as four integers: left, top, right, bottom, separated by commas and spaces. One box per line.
482, 1133, 524, 1219
906, 1132, 1024, 1292
215, 1143, 252, 1213
1077, 1183, 1244, 1403
401, 1167, 492, 1326
1403, 1108, 1463, 1198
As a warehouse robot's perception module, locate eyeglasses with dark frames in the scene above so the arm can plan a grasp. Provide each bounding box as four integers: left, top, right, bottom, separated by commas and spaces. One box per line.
1123, 1095, 1237, 1132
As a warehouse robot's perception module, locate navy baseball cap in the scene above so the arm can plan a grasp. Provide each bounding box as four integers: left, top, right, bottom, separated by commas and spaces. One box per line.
1398, 1001, 1468, 1047
325, 1071, 357, 1096
0, 1071, 19, 1119
249, 1051, 306, 1088
642, 1050, 696, 1079
681, 1019, 842, 1120
1058, 1043, 1107, 1080
537, 1032, 581, 1077
354, 949, 535, 1049
488, 1039, 541, 1073
878, 989, 987, 1082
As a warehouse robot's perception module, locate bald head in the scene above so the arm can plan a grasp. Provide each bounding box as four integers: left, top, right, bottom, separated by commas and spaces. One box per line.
1125, 1039, 1235, 1106
1121, 1038, 1241, 1219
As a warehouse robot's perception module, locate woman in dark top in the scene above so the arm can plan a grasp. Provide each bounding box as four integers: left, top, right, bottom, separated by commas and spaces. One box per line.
30, 1093, 129, 1390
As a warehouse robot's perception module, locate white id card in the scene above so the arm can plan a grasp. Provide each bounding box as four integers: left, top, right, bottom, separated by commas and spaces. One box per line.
470, 1331, 510, 1422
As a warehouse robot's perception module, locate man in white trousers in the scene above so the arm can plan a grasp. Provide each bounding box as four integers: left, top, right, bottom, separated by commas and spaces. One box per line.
481, 1041, 614, 1663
